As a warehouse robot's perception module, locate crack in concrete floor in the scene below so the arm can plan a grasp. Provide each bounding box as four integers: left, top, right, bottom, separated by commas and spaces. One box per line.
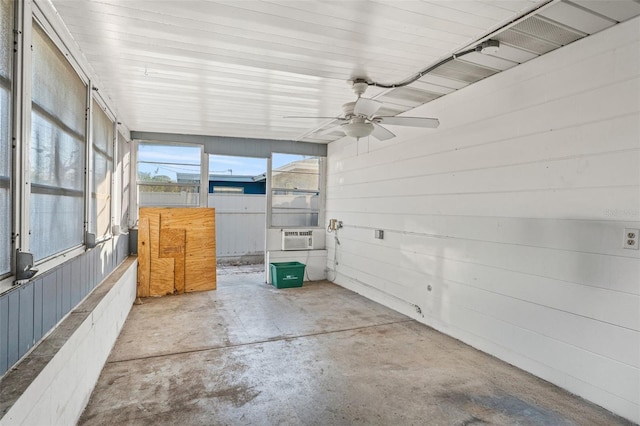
79, 266, 632, 426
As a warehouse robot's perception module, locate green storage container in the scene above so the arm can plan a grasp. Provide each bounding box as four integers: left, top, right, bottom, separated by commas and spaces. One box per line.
270, 262, 306, 288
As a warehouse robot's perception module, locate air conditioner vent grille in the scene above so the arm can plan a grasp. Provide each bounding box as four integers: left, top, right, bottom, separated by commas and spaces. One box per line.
282, 229, 313, 250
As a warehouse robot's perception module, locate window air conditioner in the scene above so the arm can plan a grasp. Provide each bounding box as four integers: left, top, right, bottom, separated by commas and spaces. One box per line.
282, 230, 313, 251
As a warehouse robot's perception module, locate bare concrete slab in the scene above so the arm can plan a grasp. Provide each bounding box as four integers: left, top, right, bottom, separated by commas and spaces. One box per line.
80, 268, 631, 425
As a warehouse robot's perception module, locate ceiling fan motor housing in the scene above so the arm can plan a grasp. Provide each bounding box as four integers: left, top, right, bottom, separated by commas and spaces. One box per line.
352, 81, 369, 97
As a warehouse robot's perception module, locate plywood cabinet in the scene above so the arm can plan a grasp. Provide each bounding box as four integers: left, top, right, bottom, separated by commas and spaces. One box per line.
137, 208, 216, 297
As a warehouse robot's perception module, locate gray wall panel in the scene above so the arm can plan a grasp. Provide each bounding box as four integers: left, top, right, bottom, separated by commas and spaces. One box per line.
94, 249, 99, 287
124, 236, 128, 263
7, 291, 20, 367
101, 247, 106, 282
0, 294, 8, 375
1, 241, 130, 377
116, 238, 122, 265
87, 251, 93, 290
18, 284, 34, 358
99, 248, 106, 282
42, 272, 57, 333
70, 258, 82, 307
80, 253, 88, 297
61, 264, 72, 314
109, 246, 114, 274
94, 249, 98, 287
114, 242, 118, 270
95, 248, 100, 288
33, 278, 43, 343
56, 268, 63, 322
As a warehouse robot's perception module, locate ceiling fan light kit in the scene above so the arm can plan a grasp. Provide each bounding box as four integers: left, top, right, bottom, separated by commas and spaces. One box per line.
342, 120, 374, 139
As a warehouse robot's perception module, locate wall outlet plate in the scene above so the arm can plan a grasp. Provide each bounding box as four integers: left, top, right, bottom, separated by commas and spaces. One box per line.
623, 228, 639, 250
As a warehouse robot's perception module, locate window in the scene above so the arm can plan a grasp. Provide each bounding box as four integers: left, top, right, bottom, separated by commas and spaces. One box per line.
0, 0, 12, 276
208, 154, 267, 195
30, 23, 86, 261
91, 102, 113, 239
119, 132, 130, 229
270, 154, 322, 227
137, 143, 202, 207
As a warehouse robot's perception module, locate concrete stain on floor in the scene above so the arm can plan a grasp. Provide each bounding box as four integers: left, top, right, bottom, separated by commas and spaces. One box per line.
79, 266, 632, 426
438, 392, 578, 426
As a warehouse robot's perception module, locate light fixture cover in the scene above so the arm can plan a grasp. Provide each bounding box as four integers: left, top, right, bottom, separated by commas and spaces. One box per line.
480, 39, 500, 54
342, 121, 374, 139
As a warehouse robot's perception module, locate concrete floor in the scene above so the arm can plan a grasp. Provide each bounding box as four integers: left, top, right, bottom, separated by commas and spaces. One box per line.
79, 266, 631, 425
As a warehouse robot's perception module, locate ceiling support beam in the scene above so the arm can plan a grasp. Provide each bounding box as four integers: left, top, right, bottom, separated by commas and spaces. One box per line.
131, 132, 327, 158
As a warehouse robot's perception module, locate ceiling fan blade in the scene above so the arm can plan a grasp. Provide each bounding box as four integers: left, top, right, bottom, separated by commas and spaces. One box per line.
375, 116, 440, 128
315, 119, 345, 136
354, 97, 382, 118
372, 122, 395, 141
283, 116, 343, 119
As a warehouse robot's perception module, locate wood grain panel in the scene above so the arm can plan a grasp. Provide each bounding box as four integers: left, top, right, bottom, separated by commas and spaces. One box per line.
159, 228, 186, 294
159, 208, 216, 293
139, 207, 216, 296
159, 228, 185, 258
137, 217, 151, 297
145, 210, 175, 296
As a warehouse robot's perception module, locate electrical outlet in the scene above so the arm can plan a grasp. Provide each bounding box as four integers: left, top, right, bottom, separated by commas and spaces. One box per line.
623, 228, 639, 250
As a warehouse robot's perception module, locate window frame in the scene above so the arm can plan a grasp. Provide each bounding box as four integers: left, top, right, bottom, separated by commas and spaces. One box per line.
29, 20, 88, 262
1, 1, 129, 295
0, 0, 14, 281
118, 131, 131, 232
267, 153, 325, 229
135, 141, 206, 209
90, 98, 115, 242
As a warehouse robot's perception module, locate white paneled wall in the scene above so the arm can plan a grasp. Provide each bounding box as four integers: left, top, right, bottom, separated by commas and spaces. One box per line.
326, 18, 640, 423
209, 194, 266, 262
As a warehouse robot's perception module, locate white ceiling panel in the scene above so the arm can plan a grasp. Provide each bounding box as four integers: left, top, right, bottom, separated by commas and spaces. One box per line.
538, 1, 615, 34
410, 81, 458, 95
459, 52, 519, 71
488, 43, 540, 63
46, 0, 637, 143
571, 0, 640, 23
378, 87, 443, 108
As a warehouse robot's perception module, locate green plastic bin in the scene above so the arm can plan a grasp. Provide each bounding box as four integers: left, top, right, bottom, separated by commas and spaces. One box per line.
270, 262, 306, 288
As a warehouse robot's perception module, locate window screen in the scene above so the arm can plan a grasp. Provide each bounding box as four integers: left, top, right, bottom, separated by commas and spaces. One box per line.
0, 0, 12, 276
137, 143, 201, 207
30, 23, 86, 261
270, 154, 321, 227
92, 102, 113, 238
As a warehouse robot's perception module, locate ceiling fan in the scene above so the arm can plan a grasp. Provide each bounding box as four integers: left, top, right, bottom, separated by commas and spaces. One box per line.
287, 79, 440, 141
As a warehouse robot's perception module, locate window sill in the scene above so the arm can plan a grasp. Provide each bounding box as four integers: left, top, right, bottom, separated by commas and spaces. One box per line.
0, 233, 122, 295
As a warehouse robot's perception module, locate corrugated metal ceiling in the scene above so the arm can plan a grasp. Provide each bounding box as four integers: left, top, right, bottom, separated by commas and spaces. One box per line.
49, 0, 640, 144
